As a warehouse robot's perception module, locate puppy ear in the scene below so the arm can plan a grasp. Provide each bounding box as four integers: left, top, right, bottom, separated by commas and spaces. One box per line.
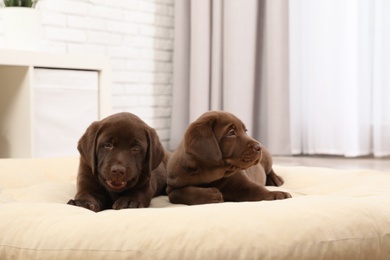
144, 127, 165, 174
184, 118, 222, 163
77, 121, 100, 175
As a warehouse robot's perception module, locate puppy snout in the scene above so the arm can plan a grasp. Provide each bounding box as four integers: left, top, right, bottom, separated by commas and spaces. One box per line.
111, 165, 126, 176
253, 143, 262, 153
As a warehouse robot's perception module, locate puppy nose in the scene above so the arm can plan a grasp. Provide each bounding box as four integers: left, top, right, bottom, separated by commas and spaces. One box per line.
111, 165, 126, 176
253, 143, 262, 152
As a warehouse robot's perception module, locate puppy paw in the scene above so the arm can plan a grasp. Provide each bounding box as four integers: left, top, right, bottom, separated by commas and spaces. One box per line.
205, 187, 224, 203
168, 186, 223, 205
113, 196, 148, 209
266, 170, 284, 186
67, 199, 101, 212
264, 191, 292, 200
186, 187, 224, 204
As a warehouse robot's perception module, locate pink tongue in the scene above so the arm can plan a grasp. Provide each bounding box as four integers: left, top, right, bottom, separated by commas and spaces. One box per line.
108, 181, 125, 187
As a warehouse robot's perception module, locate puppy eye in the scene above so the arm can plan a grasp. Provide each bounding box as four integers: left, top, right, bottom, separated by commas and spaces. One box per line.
227, 129, 236, 137
103, 142, 113, 150
131, 146, 141, 153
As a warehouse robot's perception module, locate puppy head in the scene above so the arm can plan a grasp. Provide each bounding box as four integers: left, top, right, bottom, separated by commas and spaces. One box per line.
184, 111, 262, 170
78, 112, 165, 192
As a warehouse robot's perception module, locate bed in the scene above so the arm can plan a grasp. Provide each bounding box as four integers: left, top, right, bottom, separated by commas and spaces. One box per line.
0, 157, 389, 259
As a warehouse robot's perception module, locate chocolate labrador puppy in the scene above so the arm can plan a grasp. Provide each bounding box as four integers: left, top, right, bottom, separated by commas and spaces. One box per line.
166, 110, 291, 205
68, 112, 169, 212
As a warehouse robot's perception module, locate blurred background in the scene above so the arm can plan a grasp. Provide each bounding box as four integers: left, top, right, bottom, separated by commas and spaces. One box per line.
0, 0, 389, 163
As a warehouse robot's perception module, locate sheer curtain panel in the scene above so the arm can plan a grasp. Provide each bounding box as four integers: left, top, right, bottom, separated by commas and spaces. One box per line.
289, 0, 390, 157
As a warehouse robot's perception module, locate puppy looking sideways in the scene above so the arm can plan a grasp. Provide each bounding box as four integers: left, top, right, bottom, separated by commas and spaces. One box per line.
166, 110, 291, 205
68, 112, 169, 212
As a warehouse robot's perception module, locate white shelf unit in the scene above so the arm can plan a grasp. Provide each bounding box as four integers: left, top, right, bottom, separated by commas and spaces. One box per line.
0, 49, 111, 158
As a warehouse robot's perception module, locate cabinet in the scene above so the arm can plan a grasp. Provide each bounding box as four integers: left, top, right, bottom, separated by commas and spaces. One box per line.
0, 49, 111, 158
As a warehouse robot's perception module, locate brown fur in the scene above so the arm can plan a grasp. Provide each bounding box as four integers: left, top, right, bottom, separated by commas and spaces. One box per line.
68, 112, 169, 212
166, 111, 291, 205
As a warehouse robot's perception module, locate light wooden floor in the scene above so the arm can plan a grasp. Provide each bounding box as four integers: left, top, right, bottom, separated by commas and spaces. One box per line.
273, 155, 390, 172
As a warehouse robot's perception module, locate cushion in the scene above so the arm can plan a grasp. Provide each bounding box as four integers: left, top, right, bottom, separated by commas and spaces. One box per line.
0, 157, 389, 259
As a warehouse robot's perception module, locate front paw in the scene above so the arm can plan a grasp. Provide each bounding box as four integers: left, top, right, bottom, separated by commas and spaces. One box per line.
263, 191, 292, 200
67, 199, 101, 212
203, 187, 224, 204
168, 186, 224, 205
113, 196, 148, 209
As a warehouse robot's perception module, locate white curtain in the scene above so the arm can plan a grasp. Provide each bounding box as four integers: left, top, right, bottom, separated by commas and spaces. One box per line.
169, 0, 290, 153
170, 0, 390, 158
289, 0, 390, 157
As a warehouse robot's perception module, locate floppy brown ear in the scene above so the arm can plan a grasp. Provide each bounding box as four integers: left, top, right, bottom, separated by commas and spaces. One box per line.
77, 121, 100, 175
184, 117, 222, 163
144, 127, 165, 174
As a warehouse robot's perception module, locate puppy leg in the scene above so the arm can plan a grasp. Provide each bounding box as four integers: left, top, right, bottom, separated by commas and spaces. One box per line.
68, 168, 110, 212
224, 183, 291, 201
167, 186, 223, 205
113, 189, 154, 209
68, 185, 110, 212
68, 194, 105, 212
262, 190, 292, 200
220, 172, 291, 201
266, 169, 284, 186
113, 195, 150, 209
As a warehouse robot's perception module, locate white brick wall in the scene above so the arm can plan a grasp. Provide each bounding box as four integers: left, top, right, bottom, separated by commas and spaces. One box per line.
0, 0, 174, 148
